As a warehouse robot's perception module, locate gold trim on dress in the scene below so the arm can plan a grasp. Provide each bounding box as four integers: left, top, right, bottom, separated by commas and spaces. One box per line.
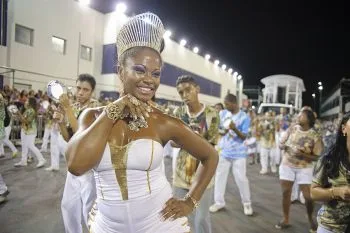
146, 140, 154, 194
109, 143, 131, 200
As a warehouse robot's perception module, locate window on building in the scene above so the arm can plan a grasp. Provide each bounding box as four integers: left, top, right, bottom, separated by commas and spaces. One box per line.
80, 45, 92, 61
15, 24, 34, 46
52, 36, 66, 54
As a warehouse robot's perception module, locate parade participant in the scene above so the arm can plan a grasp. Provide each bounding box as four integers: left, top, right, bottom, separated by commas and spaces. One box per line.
66, 12, 218, 233
256, 111, 278, 174
0, 173, 9, 204
311, 112, 350, 233
173, 75, 219, 233
53, 74, 99, 233
0, 93, 18, 158
209, 94, 253, 216
13, 97, 46, 168
276, 108, 323, 231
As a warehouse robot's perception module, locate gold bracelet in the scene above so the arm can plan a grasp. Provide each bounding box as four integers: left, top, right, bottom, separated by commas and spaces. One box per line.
184, 193, 200, 209
104, 102, 124, 123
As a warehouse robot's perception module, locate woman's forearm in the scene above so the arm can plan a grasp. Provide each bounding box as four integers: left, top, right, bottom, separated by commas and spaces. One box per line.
66, 111, 114, 176
300, 152, 319, 161
311, 185, 342, 202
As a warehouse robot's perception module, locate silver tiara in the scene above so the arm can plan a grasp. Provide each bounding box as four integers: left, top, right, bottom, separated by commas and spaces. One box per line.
116, 12, 165, 58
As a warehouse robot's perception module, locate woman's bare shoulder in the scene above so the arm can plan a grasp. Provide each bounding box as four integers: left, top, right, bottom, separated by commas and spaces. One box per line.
150, 107, 183, 124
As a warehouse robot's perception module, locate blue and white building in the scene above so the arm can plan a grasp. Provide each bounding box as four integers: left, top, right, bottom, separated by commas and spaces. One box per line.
0, 0, 243, 105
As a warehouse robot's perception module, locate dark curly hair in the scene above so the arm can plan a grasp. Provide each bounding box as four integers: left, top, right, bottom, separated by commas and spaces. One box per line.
314, 112, 350, 206
301, 109, 316, 128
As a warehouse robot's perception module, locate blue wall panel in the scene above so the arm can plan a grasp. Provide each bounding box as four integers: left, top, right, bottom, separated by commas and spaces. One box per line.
102, 44, 116, 74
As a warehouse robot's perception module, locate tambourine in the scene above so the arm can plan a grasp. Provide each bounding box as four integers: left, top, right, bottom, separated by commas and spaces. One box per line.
47, 80, 67, 102
7, 105, 19, 114
41, 100, 50, 110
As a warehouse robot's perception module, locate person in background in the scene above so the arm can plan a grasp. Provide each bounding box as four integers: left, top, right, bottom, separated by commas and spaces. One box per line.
256, 111, 277, 174
13, 97, 46, 168
0, 173, 9, 204
173, 75, 220, 233
246, 109, 257, 165
275, 108, 323, 232
44, 103, 63, 172
209, 93, 253, 216
53, 74, 99, 233
0, 93, 18, 158
40, 96, 53, 153
245, 130, 257, 165
0, 93, 7, 158
214, 103, 224, 113
275, 108, 290, 166
311, 112, 350, 233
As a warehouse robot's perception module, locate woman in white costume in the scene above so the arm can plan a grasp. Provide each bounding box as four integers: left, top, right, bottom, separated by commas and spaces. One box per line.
66, 12, 218, 233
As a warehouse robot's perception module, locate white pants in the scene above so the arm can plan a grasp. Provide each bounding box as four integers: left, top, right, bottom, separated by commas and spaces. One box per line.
0, 126, 17, 154
213, 156, 251, 206
61, 171, 96, 233
20, 129, 45, 163
40, 127, 51, 151
274, 132, 281, 164
260, 147, 277, 172
256, 141, 261, 154
0, 173, 7, 195
49, 130, 66, 169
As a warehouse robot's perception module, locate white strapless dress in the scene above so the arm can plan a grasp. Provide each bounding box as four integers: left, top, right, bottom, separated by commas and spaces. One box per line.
89, 139, 190, 233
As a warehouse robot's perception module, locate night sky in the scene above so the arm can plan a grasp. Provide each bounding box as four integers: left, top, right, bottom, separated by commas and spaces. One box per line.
93, 0, 348, 107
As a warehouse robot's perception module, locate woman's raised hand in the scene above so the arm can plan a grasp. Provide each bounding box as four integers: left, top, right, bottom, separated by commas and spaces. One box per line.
114, 94, 153, 120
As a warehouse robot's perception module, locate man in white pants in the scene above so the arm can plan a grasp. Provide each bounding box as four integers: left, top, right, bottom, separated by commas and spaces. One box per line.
0, 124, 18, 158
53, 74, 98, 233
0, 102, 18, 158
257, 111, 277, 174
44, 122, 65, 171
209, 94, 253, 216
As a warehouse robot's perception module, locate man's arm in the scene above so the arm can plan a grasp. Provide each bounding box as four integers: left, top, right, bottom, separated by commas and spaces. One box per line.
58, 122, 71, 142
59, 94, 79, 134
206, 109, 220, 144
229, 115, 250, 140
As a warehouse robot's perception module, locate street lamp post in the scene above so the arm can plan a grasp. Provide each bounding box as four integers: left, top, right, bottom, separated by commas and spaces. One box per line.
318, 85, 323, 115
312, 93, 316, 110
